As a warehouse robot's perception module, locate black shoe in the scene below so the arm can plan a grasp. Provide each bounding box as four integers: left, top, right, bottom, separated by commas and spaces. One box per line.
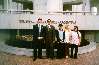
46, 56, 50, 58
70, 55, 73, 58
74, 56, 77, 59
33, 58, 37, 61
74, 57, 77, 59
74, 54, 77, 59
38, 57, 42, 59
49, 57, 54, 60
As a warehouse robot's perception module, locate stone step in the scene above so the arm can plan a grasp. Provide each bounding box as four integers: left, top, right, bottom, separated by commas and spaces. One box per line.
0, 41, 96, 56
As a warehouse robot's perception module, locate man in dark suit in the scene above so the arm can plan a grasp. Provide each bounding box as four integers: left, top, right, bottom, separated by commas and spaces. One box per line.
32, 18, 45, 61
45, 19, 56, 59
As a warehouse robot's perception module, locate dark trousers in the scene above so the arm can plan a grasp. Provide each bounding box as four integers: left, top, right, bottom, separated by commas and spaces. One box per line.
38, 39, 44, 58
70, 44, 78, 58
46, 43, 54, 59
57, 42, 65, 58
33, 41, 38, 59
65, 43, 70, 57
33, 39, 44, 59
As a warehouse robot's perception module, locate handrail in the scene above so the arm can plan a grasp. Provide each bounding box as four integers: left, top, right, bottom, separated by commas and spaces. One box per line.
0, 9, 97, 15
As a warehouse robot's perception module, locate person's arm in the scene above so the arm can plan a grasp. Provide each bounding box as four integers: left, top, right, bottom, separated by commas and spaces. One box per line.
55, 30, 61, 42
42, 25, 47, 37
69, 31, 72, 44
63, 31, 65, 42
78, 31, 81, 46
32, 25, 38, 38
32, 25, 35, 35
69, 31, 72, 43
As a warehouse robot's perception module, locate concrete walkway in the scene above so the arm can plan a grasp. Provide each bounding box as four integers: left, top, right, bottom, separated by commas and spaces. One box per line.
0, 31, 97, 65
0, 32, 97, 56
0, 41, 96, 56
0, 44, 99, 65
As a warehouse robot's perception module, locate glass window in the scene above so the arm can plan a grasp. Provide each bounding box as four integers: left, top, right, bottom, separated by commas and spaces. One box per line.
0, 0, 4, 9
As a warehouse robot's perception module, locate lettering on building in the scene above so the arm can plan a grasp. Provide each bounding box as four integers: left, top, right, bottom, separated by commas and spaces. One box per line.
19, 20, 35, 23
19, 20, 76, 24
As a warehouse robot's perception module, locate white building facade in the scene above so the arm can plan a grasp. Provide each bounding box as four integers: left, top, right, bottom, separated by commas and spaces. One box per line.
0, 0, 99, 42
0, 0, 92, 12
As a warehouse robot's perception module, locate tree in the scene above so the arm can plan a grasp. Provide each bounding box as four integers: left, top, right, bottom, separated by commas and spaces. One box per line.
90, 0, 99, 6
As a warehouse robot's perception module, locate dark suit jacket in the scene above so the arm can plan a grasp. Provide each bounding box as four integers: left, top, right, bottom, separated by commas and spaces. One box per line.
44, 25, 56, 43
33, 24, 45, 40
55, 30, 65, 42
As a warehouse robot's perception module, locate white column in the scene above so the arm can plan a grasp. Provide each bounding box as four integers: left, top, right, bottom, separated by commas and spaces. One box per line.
72, 4, 83, 12
4, 0, 8, 10
12, 2, 23, 10
6, 0, 12, 10
82, 0, 90, 13
91, 7, 97, 15
72, 4, 83, 15
33, 0, 47, 13
3, 0, 9, 13
0, 0, 3, 9
9, 0, 12, 10
18, 3, 23, 10
4, 0, 13, 10
47, 0, 63, 12
12, 2, 17, 10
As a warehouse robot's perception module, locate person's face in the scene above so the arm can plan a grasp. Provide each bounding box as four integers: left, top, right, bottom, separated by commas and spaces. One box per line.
74, 27, 77, 32
37, 19, 42, 24
65, 26, 69, 30
59, 26, 63, 29
48, 21, 51, 25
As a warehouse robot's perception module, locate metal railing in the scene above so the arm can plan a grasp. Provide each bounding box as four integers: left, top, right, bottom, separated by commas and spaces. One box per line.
0, 9, 98, 15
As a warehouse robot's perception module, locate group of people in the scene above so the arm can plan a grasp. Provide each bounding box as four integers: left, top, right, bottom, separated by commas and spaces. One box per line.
32, 18, 81, 61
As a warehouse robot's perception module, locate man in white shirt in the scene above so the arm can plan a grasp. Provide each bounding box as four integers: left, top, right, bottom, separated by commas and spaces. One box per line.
32, 18, 45, 61
56, 24, 65, 58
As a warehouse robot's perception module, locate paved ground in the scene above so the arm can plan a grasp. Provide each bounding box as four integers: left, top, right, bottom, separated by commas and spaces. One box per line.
0, 32, 98, 65
0, 44, 99, 65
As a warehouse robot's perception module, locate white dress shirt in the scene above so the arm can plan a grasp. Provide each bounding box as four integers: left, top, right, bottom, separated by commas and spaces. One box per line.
58, 30, 63, 41
38, 24, 41, 33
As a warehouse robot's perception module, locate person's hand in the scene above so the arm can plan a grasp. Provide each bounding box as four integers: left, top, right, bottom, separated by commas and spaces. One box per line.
57, 41, 60, 44
60, 41, 64, 43
68, 42, 71, 44
78, 43, 80, 47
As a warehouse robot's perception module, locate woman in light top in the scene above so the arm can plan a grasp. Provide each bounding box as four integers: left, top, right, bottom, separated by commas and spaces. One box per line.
70, 26, 81, 59
63, 25, 71, 58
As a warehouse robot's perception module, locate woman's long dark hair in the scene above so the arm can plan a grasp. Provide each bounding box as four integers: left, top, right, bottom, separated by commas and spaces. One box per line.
74, 26, 79, 38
